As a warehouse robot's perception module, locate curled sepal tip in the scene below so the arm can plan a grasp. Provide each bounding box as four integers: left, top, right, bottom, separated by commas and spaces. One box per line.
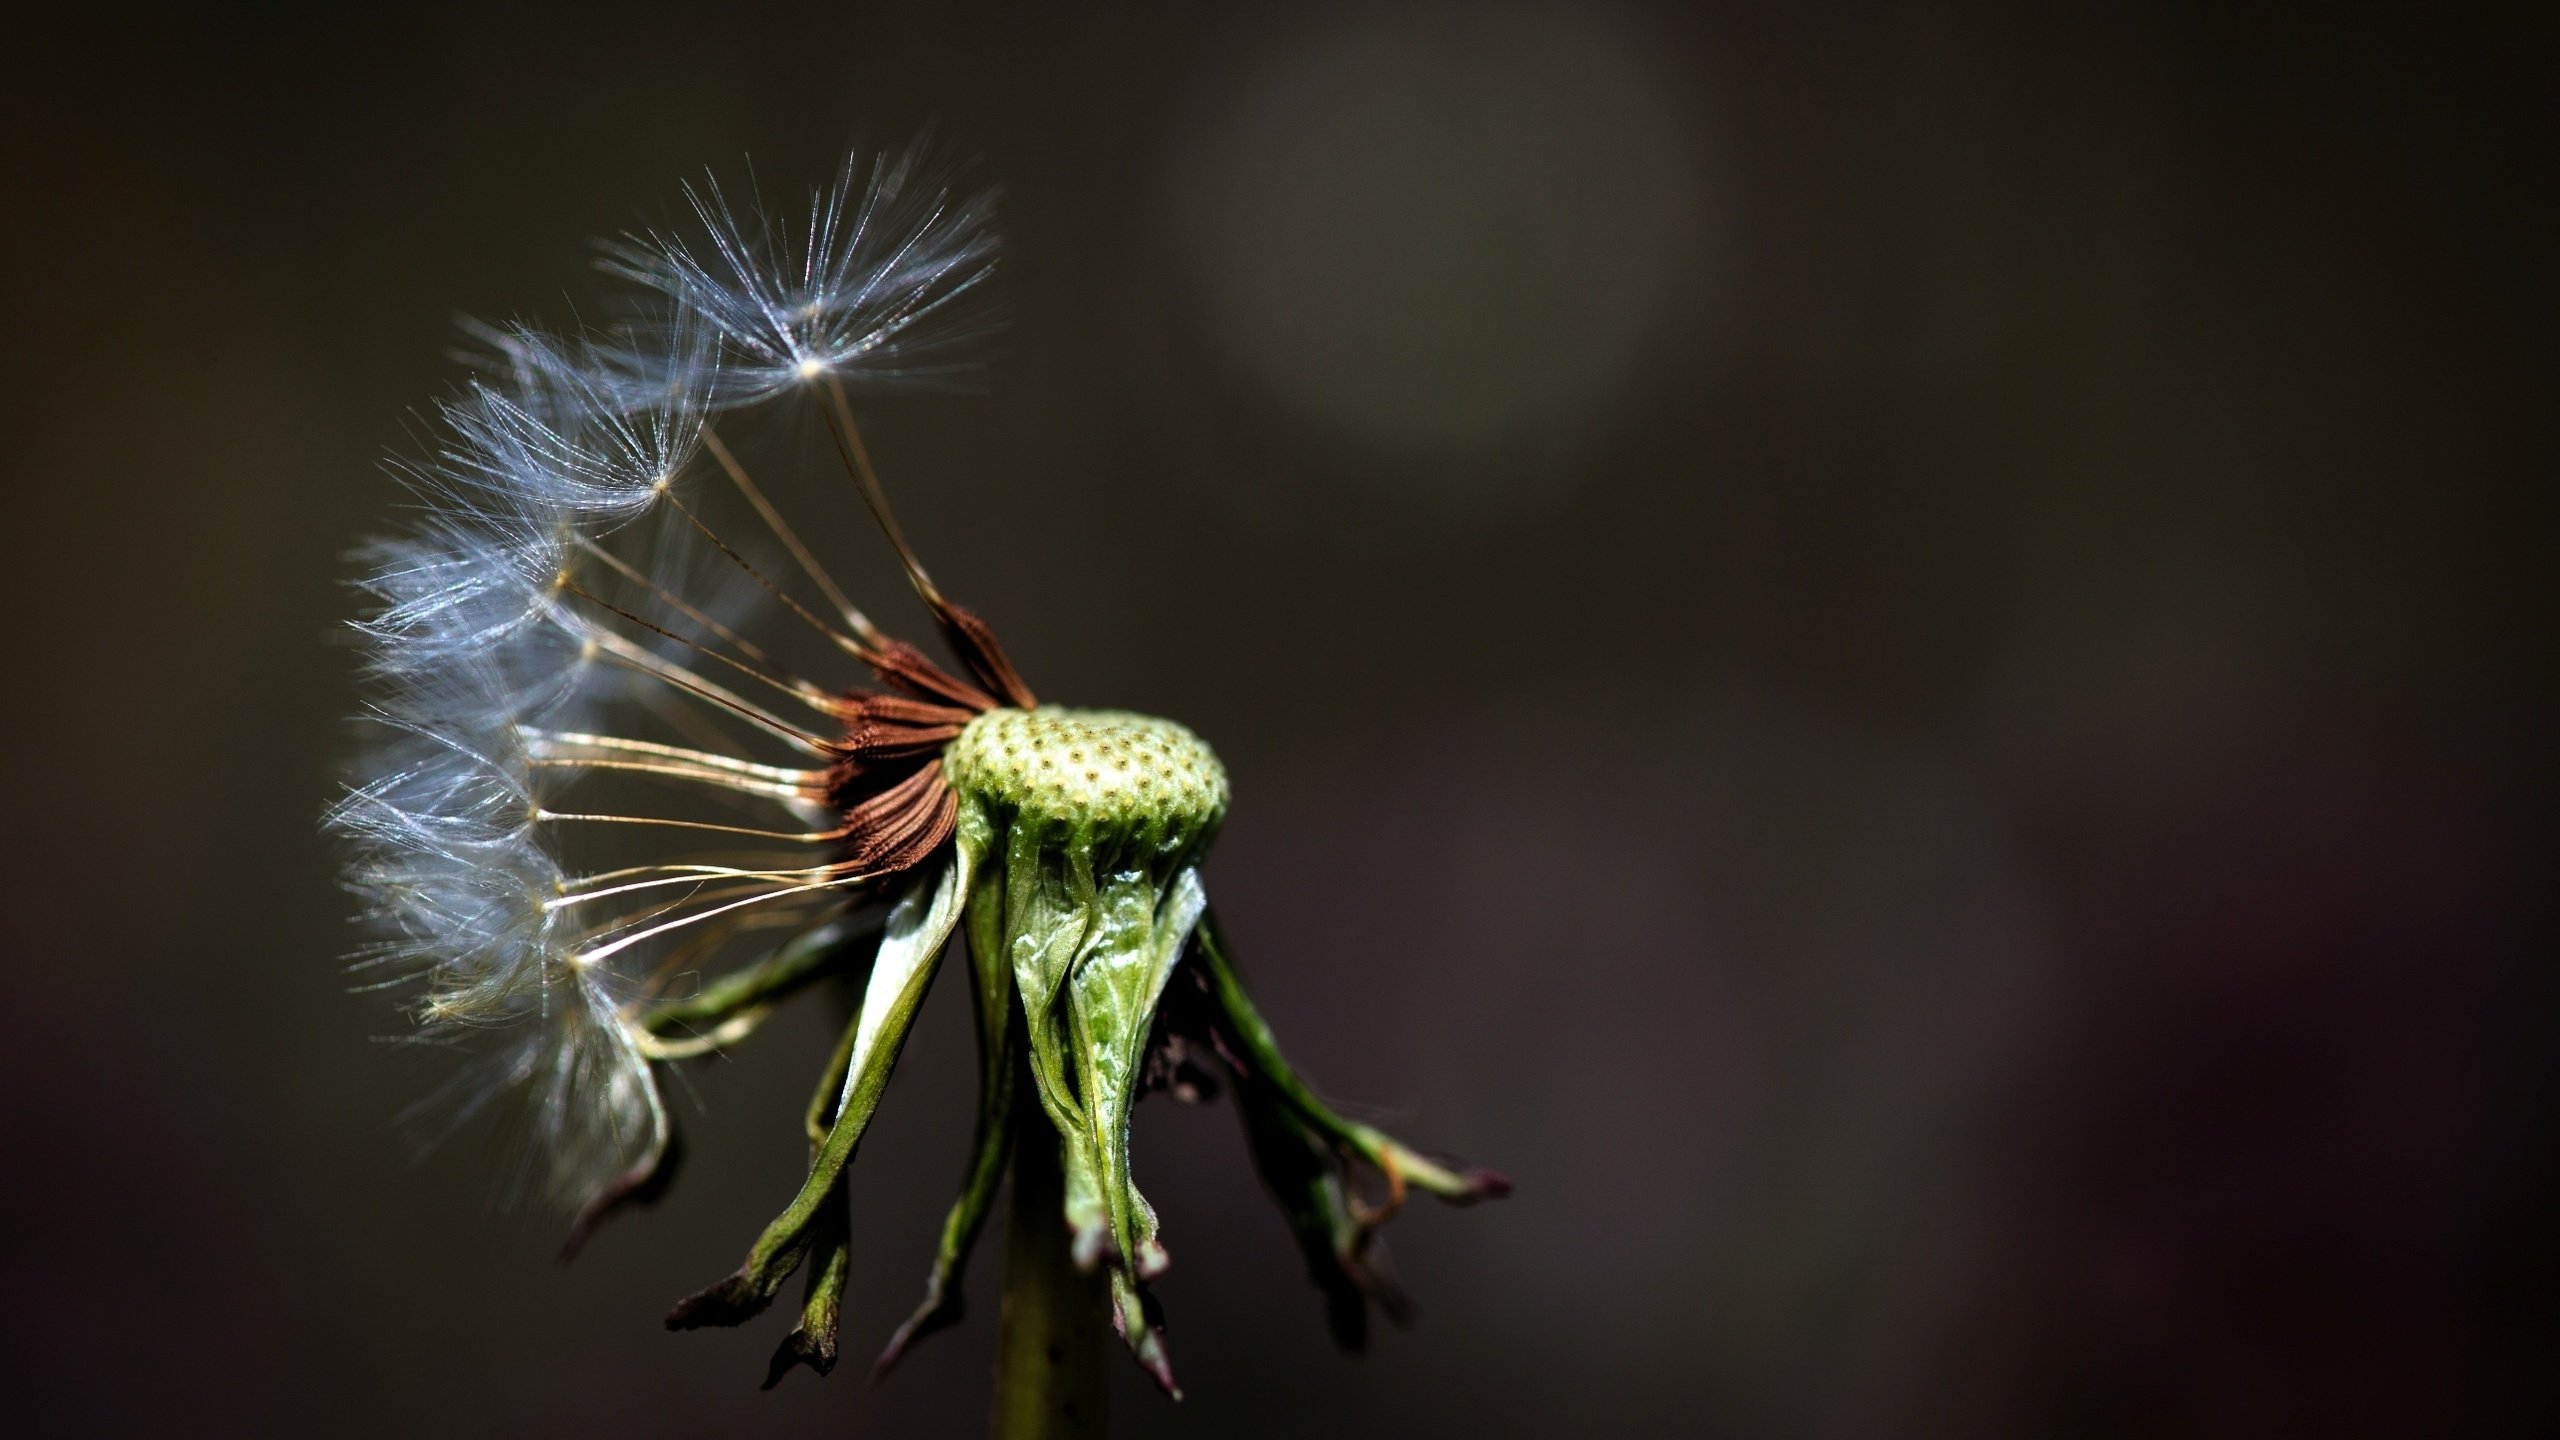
1107, 1267, 1181, 1400
665, 1273, 768, 1331
762, 1183, 851, 1389
764, 1323, 839, 1389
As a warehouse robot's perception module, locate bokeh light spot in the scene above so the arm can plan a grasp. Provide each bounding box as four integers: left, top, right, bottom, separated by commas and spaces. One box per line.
1163, 3, 1714, 493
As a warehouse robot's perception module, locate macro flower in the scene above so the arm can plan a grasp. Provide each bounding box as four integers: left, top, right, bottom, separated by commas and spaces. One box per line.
330, 141, 1505, 1408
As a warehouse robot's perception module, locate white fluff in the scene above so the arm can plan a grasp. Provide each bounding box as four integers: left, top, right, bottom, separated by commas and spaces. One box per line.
335, 143, 1003, 1212
601, 143, 1002, 402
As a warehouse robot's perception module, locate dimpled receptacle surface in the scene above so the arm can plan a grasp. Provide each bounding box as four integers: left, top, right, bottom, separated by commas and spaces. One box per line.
946, 707, 1229, 834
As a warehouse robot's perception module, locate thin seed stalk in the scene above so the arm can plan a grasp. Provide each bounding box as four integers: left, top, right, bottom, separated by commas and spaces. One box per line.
992, 1124, 1106, 1440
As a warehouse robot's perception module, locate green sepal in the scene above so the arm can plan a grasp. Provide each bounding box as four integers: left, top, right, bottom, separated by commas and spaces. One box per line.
803, 986, 863, 1150
1064, 867, 1205, 1279
762, 1177, 851, 1388
766, 993, 865, 1387
998, 810, 1110, 1265
875, 835, 1022, 1376
576, 919, 869, 1256
1233, 1067, 1410, 1351
1194, 910, 1510, 1208
666, 846, 975, 1330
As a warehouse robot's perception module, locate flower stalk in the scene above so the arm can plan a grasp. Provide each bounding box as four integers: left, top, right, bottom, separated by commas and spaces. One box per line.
994, 1105, 1109, 1440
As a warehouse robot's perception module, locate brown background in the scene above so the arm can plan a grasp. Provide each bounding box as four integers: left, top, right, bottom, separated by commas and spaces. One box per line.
2, 3, 2549, 1436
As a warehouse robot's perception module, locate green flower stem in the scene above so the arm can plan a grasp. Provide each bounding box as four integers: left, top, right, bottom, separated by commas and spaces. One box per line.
993, 1124, 1107, 1440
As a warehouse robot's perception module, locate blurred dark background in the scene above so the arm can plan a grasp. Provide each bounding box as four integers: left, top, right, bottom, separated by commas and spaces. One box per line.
2, 2, 2549, 1435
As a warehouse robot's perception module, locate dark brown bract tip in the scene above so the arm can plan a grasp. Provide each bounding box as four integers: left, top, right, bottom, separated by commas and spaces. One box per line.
871, 1292, 964, 1383
666, 1273, 771, 1330
763, 1326, 839, 1390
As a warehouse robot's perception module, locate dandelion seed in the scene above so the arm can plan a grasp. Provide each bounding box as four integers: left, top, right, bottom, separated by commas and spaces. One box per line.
332, 141, 1505, 1418
599, 142, 1003, 402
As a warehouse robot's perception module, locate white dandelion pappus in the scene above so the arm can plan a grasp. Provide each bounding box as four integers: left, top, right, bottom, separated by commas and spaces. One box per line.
601, 144, 1003, 401
332, 714, 560, 1018
349, 523, 599, 731
336, 143, 1014, 1224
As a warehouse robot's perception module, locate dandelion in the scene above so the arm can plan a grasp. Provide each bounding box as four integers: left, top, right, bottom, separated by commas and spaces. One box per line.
331, 140, 1506, 1432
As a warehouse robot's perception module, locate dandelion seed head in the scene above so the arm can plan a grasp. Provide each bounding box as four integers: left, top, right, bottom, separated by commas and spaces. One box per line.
948, 707, 1229, 837
336, 142, 1496, 1389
